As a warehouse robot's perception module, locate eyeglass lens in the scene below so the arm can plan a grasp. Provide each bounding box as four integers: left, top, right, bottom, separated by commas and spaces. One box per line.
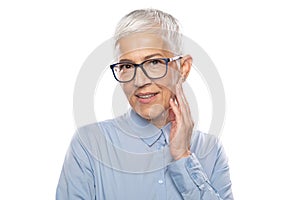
113, 59, 167, 82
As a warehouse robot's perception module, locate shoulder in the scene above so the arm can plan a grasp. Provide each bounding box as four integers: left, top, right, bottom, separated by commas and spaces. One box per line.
190, 131, 229, 178
70, 119, 116, 149
190, 130, 223, 159
75, 118, 119, 139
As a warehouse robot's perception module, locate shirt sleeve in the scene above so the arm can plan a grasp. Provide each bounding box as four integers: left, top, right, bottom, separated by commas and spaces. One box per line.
168, 142, 233, 200
56, 133, 96, 200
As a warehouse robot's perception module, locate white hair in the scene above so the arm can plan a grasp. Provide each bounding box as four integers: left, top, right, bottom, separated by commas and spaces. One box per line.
114, 9, 183, 55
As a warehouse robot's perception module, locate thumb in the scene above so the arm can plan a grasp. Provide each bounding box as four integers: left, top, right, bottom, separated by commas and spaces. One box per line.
168, 108, 176, 122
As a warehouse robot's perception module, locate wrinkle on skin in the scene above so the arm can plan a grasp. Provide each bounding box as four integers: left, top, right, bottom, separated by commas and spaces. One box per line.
115, 33, 184, 128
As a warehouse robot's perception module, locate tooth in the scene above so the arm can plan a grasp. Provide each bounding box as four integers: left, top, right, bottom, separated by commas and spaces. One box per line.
139, 94, 154, 99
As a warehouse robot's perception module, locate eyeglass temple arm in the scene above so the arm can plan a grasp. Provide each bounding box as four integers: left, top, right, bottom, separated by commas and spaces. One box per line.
169, 55, 183, 62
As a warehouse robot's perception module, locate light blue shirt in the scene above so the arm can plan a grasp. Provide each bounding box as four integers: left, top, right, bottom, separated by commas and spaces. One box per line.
56, 109, 233, 199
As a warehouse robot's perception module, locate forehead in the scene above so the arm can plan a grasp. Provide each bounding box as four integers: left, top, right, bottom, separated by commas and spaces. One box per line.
115, 33, 172, 60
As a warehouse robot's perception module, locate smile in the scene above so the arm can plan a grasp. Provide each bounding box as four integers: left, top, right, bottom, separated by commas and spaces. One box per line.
136, 93, 157, 99
135, 92, 159, 103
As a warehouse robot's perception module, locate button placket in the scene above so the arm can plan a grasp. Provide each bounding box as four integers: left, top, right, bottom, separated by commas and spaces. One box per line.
156, 131, 166, 187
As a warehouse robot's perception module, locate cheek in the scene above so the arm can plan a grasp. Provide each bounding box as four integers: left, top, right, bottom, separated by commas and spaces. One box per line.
122, 83, 134, 99
152, 67, 180, 95
121, 84, 137, 108
161, 89, 173, 108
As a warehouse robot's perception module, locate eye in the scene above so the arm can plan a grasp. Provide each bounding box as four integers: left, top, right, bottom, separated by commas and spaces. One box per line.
150, 59, 164, 65
151, 60, 159, 65
118, 63, 134, 71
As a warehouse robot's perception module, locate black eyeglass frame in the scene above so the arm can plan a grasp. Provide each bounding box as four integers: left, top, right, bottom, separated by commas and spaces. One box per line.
110, 55, 183, 83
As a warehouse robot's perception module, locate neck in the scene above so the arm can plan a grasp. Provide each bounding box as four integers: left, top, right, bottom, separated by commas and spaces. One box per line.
147, 108, 171, 128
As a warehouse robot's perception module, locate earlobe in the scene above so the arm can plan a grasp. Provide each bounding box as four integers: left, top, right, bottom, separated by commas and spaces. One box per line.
180, 55, 193, 80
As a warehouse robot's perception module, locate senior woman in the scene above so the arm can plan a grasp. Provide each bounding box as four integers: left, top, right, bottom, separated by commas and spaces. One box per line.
56, 9, 233, 200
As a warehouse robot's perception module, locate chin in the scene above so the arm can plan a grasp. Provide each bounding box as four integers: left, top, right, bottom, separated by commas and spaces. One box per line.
135, 104, 166, 121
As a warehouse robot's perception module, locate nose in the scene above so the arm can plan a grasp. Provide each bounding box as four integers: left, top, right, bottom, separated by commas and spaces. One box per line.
134, 67, 151, 87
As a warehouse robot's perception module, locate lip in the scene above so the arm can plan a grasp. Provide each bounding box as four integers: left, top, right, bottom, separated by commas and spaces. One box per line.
135, 92, 159, 104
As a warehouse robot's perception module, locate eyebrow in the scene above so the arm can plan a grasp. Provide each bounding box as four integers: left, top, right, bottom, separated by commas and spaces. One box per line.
119, 53, 164, 63
144, 53, 164, 60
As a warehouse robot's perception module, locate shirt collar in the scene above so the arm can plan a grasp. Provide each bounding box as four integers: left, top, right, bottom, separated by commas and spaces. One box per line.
141, 131, 163, 147
119, 109, 171, 147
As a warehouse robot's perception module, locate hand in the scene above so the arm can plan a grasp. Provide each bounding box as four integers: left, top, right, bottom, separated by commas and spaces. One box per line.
168, 77, 194, 160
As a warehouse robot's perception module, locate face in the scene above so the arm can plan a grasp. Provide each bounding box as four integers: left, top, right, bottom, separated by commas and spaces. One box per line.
116, 33, 182, 125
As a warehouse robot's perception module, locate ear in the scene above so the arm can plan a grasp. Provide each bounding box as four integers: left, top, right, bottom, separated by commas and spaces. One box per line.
180, 55, 192, 81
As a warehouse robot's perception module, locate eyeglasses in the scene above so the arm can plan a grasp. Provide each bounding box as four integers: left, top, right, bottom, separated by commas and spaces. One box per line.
110, 56, 182, 83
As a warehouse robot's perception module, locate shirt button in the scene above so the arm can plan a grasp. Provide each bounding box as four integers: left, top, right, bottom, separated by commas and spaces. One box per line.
191, 173, 198, 179
199, 184, 205, 190
158, 179, 164, 184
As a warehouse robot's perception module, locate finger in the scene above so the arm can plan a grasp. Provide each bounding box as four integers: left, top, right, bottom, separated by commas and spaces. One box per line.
175, 78, 184, 111
176, 79, 191, 118
169, 98, 185, 142
176, 81, 192, 123
169, 98, 181, 123
167, 107, 176, 122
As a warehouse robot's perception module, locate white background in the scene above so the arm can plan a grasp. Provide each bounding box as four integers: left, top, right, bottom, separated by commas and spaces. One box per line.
1, 0, 299, 199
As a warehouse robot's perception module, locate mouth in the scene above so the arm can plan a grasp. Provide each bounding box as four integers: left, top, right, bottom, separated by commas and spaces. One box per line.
135, 92, 159, 103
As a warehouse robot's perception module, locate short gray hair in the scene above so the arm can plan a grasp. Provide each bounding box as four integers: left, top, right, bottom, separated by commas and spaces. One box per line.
114, 9, 182, 55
